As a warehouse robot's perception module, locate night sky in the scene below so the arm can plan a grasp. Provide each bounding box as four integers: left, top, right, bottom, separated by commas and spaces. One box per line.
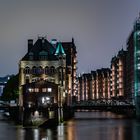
0, 0, 140, 76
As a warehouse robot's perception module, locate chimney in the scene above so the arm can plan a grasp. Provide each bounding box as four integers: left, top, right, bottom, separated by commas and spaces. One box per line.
28, 39, 33, 52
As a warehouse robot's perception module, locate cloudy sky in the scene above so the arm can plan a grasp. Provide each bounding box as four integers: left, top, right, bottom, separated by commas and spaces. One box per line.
0, 0, 140, 76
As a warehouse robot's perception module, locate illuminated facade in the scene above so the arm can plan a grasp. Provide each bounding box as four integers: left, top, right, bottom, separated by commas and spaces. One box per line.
91, 71, 96, 100
77, 73, 91, 101
62, 39, 77, 103
77, 68, 111, 101
19, 37, 77, 109
22, 80, 59, 108
96, 69, 111, 100
110, 49, 127, 100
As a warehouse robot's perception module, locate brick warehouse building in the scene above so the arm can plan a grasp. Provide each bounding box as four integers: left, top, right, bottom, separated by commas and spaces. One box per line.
110, 49, 127, 100
77, 68, 111, 101
18, 36, 77, 124
77, 14, 140, 118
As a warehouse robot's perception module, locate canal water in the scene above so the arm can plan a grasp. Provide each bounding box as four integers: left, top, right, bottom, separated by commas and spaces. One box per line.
0, 110, 140, 140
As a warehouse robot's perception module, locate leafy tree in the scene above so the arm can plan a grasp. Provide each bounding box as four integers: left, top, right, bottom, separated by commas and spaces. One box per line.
2, 74, 19, 101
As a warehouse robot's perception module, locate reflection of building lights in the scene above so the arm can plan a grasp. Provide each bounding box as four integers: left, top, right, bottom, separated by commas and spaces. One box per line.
47, 129, 52, 140
41, 138, 47, 140
33, 129, 39, 140
57, 124, 64, 136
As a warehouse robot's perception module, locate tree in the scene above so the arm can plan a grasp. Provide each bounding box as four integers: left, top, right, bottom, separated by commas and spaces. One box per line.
2, 74, 19, 101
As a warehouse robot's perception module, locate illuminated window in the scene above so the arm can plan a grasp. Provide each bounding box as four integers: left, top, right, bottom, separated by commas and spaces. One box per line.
28, 88, 34, 92
48, 88, 52, 92
42, 88, 47, 92
35, 88, 39, 92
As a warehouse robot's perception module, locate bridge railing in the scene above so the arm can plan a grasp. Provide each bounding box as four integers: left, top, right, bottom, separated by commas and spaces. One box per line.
72, 100, 134, 107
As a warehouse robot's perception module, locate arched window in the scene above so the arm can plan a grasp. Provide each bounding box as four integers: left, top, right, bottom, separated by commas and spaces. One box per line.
39, 51, 48, 60
45, 66, 49, 75
50, 66, 55, 75
37, 66, 43, 74
24, 67, 30, 74
32, 66, 37, 74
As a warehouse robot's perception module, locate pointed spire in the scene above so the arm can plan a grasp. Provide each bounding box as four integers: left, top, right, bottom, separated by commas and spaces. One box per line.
55, 42, 66, 56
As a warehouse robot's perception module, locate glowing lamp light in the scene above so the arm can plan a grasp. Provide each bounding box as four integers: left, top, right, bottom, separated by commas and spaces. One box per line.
34, 111, 39, 117
28, 88, 32, 92
46, 97, 50, 100
28, 104, 31, 108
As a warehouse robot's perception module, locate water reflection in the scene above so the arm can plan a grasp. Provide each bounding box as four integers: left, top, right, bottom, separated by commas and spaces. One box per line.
0, 111, 140, 140
133, 120, 140, 140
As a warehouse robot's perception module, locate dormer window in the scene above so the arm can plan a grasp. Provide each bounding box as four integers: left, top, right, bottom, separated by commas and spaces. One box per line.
39, 51, 48, 60
28, 52, 34, 60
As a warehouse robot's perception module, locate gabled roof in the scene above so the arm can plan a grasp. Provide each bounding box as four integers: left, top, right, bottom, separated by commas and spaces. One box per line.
21, 37, 58, 61
21, 37, 77, 64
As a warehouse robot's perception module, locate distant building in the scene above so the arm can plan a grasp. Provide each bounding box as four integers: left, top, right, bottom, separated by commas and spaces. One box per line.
19, 36, 77, 108
61, 39, 77, 102
77, 68, 111, 101
79, 73, 91, 101
110, 49, 127, 100
126, 32, 135, 101
133, 15, 140, 116
91, 71, 96, 100
96, 68, 111, 100
0, 75, 11, 96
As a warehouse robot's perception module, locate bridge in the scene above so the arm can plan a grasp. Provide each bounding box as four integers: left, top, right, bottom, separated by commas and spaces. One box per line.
0, 99, 136, 125
72, 100, 136, 117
